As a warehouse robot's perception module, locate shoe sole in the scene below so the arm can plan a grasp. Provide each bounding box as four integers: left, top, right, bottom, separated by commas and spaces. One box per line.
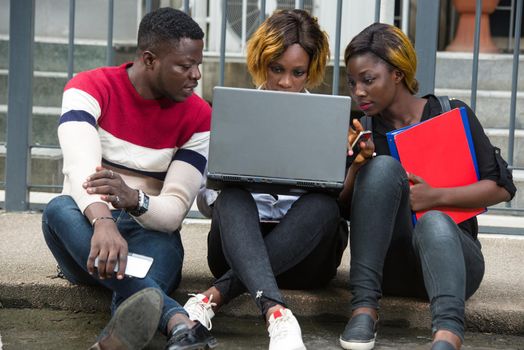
170, 339, 218, 350
268, 343, 305, 350
339, 335, 376, 350
107, 288, 163, 349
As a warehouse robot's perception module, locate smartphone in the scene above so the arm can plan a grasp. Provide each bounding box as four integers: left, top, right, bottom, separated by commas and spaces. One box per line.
94, 253, 154, 278
350, 130, 372, 154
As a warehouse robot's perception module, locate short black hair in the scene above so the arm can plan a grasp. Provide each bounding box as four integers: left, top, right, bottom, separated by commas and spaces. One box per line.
137, 7, 204, 53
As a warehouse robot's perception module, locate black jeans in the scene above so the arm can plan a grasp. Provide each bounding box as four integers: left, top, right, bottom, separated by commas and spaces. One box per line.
348, 156, 485, 341
207, 187, 348, 315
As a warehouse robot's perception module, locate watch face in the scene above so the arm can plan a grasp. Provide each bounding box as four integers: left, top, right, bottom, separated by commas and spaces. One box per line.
130, 191, 149, 217
142, 193, 150, 211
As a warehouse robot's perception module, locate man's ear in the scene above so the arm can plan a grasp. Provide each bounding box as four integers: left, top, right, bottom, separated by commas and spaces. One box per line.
142, 50, 157, 69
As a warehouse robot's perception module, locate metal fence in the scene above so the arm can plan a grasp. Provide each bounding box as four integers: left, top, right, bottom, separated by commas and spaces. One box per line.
4, 0, 523, 219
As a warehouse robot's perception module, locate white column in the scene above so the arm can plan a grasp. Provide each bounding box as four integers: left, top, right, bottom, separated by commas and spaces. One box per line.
380, 0, 396, 25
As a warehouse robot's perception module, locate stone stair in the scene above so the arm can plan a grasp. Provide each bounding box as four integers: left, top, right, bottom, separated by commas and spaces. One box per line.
435, 51, 524, 211
0, 41, 523, 210
0, 39, 135, 191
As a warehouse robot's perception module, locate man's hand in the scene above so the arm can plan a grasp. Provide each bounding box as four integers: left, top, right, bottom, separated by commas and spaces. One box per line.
408, 173, 441, 212
347, 119, 375, 164
83, 166, 139, 210
87, 218, 128, 280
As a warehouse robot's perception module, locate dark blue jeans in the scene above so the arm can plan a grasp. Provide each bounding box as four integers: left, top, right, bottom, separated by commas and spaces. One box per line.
348, 156, 485, 341
42, 195, 187, 334
207, 187, 347, 315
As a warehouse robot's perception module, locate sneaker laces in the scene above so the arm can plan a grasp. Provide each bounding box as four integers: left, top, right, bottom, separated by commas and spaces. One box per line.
185, 293, 216, 330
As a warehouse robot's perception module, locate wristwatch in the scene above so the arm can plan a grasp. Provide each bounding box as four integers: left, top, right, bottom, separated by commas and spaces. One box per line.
129, 189, 149, 217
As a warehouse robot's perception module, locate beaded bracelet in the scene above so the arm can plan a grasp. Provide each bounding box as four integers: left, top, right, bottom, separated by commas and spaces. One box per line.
91, 216, 116, 226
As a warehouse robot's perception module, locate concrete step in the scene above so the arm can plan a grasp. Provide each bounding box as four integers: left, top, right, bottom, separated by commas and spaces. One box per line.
0, 60, 521, 129
0, 145, 63, 192
0, 144, 522, 208
1, 78, 521, 131
483, 128, 524, 167
434, 88, 524, 129
0, 105, 60, 146
0, 39, 135, 72
0, 70, 67, 107
435, 52, 524, 92
490, 169, 524, 212
0, 213, 522, 336
0, 107, 521, 164
0, 90, 521, 153
478, 214, 524, 235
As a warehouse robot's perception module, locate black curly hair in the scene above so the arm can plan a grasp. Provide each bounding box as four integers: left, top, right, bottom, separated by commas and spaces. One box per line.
137, 7, 204, 53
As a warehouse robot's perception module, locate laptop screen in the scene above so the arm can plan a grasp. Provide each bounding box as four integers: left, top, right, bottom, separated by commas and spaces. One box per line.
207, 87, 351, 193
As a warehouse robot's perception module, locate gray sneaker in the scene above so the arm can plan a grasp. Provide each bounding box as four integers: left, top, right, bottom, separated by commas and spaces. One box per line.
90, 287, 163, 350
165, 322, 218, 350
339, 313, 378, 350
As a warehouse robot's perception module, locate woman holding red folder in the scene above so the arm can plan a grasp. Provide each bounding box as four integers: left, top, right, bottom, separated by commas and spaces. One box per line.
338, 23, 516, 350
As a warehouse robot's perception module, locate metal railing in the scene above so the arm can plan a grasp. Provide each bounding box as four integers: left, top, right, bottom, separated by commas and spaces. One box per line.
419, 0, 523, 216
4, 0, 523, 217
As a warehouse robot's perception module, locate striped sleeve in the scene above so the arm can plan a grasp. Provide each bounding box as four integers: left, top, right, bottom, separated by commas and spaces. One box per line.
58, 87, 106, 212
173, 130, 209, 174
132, 100, 211, 232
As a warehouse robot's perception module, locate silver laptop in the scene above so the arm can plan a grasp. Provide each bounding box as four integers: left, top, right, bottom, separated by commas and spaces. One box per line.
207, 87, 351, 195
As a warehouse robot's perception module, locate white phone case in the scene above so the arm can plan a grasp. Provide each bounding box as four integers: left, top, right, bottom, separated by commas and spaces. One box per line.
94, 253, 154, 278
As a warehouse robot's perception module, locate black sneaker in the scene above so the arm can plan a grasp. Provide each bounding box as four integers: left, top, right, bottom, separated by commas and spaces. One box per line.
165, 322, 218, 350
90, 287, 163, 350
339, 313, 378, 350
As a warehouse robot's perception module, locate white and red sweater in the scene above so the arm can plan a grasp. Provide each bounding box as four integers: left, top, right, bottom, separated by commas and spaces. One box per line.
58, 62, 211, 233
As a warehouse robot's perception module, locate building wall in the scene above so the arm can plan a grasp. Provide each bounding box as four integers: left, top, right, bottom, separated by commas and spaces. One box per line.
0, 0, 140, 43
0, 0, 395, 51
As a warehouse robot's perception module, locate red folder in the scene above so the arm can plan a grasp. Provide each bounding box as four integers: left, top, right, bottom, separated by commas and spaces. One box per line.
386, 107, 486, 224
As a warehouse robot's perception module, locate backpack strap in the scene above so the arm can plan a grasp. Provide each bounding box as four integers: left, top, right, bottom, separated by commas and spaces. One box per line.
437, 95, 452, 113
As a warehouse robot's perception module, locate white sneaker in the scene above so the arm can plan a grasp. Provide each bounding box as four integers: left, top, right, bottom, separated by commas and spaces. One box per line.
183, 293, 216, 330
268, 308, 306, 350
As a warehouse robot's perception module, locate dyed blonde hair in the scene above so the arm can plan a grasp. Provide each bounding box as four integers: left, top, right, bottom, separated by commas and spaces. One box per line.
246, 9, 330, 89
344, 22, 419, 94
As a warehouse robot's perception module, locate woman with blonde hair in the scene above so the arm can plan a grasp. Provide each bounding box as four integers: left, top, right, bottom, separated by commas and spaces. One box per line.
183, 9, 348, 350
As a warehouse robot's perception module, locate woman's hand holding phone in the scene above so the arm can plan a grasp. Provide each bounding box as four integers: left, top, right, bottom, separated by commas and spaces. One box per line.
348, 119, 375, 164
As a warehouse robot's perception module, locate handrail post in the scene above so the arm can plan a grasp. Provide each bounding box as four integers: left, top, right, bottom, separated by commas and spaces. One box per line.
414, 0, 440, 96
106, 0, 114, 66
67, 0, 75, 81
470, 0, 483, 112
219, 0, 227, 86
259, 0, 266, 23
332, 0, 343, 95
6, 0, 35, 211
375, 0, 382, 22
508, 0, 523, 169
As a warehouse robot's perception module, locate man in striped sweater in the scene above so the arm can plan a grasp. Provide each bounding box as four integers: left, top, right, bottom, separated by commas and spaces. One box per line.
42, 7, 216, 350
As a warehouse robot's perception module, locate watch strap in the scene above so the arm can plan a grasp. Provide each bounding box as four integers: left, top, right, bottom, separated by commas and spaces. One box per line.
129, 189, 149, 217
